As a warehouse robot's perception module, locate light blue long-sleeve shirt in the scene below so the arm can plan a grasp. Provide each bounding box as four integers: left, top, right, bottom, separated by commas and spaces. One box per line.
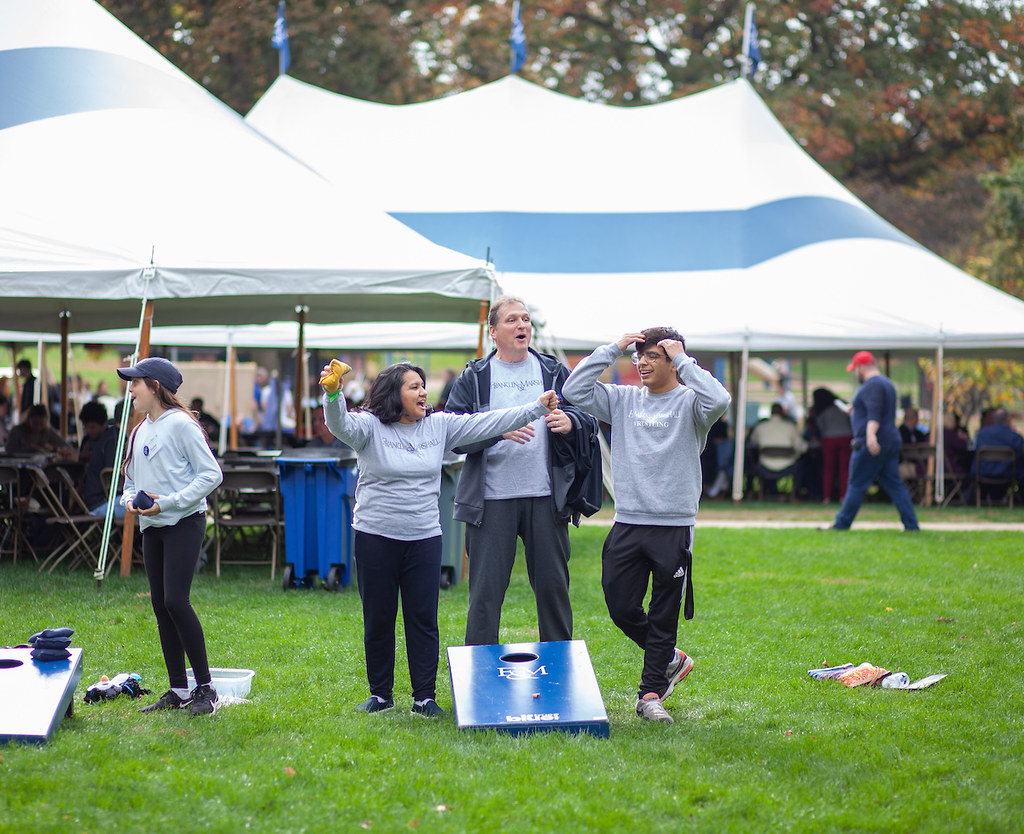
122, 408, 223, 531
324, 396, 546, 541
562, 343, 730, 527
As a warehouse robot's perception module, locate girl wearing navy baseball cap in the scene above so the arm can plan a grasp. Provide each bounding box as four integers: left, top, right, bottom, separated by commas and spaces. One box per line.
117, 357, 224, 716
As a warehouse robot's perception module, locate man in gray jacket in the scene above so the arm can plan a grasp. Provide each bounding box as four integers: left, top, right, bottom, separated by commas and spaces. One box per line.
563, 327, 731, 724
446, 297, 575, 646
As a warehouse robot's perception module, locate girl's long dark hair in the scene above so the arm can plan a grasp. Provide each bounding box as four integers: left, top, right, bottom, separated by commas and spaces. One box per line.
122, 378, 200, 475
362, 362, 430, 425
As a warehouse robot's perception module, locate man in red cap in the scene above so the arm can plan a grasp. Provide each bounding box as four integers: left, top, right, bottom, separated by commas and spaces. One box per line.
828, 351, 920, 531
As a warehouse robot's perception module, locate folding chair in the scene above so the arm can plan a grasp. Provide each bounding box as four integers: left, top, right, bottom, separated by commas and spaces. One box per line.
211, 467, 282, 579
941, 453, 968, 508
28, 466, 104, 574
755, 447, 798, 501
973, 446, 1017, 508
900, 444, 935, 505
0, 464, 29, 563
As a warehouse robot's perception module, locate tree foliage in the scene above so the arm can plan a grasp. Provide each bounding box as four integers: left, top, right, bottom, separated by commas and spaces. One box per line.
98, 1, 1024, 175
978, 154, 1024, 299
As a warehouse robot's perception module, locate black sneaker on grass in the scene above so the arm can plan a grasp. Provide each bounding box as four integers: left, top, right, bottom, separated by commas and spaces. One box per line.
189, 683, 219, 717
357, 695, 394, 713
411, 698, 445, 717
138, 689, 192, 713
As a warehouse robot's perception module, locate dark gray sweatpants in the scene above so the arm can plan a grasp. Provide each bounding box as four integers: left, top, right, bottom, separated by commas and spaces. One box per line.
464, 496, 572, 645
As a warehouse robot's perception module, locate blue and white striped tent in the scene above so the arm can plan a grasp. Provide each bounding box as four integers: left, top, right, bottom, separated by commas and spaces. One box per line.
0, 0, 495, 334
247, 74, 1024, 357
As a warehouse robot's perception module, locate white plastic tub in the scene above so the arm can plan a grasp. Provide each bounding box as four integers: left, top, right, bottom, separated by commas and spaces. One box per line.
185, 667, 255, 698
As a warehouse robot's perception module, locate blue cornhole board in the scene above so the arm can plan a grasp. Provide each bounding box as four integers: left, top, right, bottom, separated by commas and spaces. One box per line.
0, 648, 83, 745
447, 640, 609, 738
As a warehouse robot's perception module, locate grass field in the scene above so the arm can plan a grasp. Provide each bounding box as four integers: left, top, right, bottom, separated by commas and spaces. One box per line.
1, 523, 1022, 833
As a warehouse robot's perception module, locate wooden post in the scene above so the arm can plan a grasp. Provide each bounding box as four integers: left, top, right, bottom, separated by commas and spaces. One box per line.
476, 300, 488, 359
59, 312, 70, 439
294, 307, 307, 441
229, 345, 238, 451
120, 300, 154, 577
10, 343, 20, 416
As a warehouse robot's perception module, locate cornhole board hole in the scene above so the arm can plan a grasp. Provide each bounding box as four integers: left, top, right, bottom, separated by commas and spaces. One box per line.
447, 640, 609, 738
0, 648, 83, 745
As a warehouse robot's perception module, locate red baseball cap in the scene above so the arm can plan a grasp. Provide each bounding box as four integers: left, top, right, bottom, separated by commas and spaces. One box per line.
846, 351, 876, 372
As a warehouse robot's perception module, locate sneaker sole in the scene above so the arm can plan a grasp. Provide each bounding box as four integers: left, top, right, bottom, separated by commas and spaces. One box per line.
190, 699, 219, 717
138, 699, 192, 713
662, 653, 694, 701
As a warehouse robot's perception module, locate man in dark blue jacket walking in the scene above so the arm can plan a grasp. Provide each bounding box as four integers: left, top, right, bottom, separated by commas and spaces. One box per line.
830, 351, 919, 531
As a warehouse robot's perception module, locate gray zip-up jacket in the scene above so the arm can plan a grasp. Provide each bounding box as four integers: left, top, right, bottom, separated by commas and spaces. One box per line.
445, 348, 570, 527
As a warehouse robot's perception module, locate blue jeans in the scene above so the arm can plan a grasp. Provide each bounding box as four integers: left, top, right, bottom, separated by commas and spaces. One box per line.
90, 501, 126, 521
834, 443, 919, 530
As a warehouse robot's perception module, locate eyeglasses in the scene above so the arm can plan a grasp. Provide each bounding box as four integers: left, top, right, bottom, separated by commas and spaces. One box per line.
631, 351, 666, 365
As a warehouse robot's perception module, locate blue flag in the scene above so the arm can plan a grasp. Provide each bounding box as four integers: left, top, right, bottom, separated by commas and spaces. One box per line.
510, 1, 526, 74
272, 1, 290, 75
745, 11, 760, 78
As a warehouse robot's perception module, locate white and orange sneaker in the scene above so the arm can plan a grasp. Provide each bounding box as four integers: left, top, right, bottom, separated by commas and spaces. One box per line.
663, 649, 694, 701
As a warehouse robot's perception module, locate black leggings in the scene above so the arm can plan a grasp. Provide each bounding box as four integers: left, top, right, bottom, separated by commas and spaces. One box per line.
142, 512, 212, 690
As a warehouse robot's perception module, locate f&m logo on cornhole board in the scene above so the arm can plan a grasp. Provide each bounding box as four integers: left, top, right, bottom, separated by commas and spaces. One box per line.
448, 640, 609, 738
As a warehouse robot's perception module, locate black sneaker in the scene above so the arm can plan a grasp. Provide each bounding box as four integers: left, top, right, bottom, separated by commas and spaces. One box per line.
138, 689, 192, 713
357, 695, 394, 713
411, 698, 445, 718
189, 683, 219, 717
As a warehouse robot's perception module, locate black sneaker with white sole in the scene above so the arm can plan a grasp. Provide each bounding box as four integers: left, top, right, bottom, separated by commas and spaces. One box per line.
138, 689, 192, 713
188, 683, 219, 717
411, 698, 445, 717
357, 695, 394, 713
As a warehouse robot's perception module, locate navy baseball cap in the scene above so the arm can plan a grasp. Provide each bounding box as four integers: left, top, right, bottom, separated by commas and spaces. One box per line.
116, 357, 183, 394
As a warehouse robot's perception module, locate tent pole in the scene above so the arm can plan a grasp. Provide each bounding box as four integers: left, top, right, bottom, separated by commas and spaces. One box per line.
36, 340, 46, 412
119, 299, 154, 578
801, 357, 809, 419
218, 332, 233, 456
229, 340, 238, 451
731, 338, 750, 502
934, 341, 945, 505
94, 295, 151, 584
10, 343, 20, 417
59, 312, 70, 438
295, 306, 307, 441
476, 300, 488, 359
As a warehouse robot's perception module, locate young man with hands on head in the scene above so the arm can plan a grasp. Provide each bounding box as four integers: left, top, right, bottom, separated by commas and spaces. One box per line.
562, 328, 731, 724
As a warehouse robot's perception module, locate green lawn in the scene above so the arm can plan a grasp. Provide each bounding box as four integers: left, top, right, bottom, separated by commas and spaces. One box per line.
1, 524, 1022, 832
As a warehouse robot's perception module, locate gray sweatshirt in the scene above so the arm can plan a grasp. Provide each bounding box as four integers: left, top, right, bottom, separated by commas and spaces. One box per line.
122, 409, 223, 531
561, 343, 731, 527
324, 396, 546, 541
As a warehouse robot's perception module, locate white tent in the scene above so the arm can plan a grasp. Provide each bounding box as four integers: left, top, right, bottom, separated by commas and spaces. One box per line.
246, 74, 1024, 357
0, 0, 495, 334
247, 73, 1024, 503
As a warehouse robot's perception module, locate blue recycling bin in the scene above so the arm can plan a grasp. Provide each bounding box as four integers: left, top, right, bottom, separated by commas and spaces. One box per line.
276, 451, 357, 590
